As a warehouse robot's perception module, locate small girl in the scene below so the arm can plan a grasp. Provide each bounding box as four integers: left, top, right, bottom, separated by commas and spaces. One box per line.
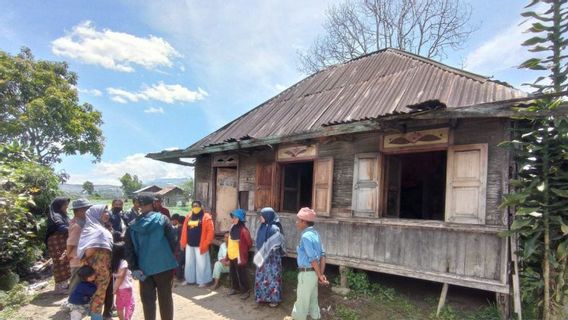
111, 242, 135, 320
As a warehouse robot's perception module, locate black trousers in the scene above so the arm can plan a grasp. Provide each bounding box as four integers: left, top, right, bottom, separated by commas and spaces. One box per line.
139, 269, 174, 320
229, 258, 249, 293
103, 278, 113, 317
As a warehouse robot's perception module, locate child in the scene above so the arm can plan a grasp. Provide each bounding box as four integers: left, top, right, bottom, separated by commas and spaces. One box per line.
112, 242, 135, 320
227, 209, 253, 299
68, 265, 97, 320
211, 232, 230, 289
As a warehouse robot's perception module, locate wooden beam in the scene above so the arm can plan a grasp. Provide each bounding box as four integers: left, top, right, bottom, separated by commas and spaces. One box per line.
511, 235, 523, 320
436, 283, 449, 317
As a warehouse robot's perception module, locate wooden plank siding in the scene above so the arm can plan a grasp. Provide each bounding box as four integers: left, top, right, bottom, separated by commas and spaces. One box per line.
247, 214, 507, 293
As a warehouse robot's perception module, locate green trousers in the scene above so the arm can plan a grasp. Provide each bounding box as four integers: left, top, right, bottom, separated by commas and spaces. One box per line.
291, 271, 321, 320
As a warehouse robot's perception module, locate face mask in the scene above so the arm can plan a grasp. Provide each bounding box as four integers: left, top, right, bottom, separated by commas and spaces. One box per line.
112, 208, 122, 214
192, 207, 201, 214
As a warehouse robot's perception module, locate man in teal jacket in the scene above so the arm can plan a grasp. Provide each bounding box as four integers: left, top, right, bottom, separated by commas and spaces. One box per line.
125, 192, 177, 320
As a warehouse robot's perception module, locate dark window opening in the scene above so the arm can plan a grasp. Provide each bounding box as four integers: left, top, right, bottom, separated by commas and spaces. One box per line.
385, 151, 446, 220
281, 162, 313, 212
239, 191, 249, 211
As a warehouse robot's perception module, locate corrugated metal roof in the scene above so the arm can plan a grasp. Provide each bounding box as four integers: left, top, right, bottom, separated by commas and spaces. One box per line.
185, 48, 526, 152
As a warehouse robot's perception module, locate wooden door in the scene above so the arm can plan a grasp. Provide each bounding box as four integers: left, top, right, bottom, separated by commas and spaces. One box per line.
445, 144, 488, 224
352, 153, 381, 217
215, 168, 238, 232
255, 162, 280, 210
313, 157, 333, 216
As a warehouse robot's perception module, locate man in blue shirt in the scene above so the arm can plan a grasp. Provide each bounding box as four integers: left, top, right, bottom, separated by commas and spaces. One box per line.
288, 207, 328, 320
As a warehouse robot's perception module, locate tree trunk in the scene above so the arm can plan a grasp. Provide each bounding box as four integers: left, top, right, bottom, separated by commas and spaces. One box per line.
542, 127, 551, 320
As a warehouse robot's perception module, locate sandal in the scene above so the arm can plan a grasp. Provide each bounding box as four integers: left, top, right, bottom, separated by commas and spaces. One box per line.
269, 303, 279, 308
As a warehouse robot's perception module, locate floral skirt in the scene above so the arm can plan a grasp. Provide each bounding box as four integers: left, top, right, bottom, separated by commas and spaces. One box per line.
254, 252, 282, 303
83, 249, 112, 314
47, 233, 70, 283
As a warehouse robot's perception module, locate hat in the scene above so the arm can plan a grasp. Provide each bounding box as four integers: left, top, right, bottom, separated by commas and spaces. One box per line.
230, 208, 246, 222
297, 207, 316, 222
70, 198, 92, 210
137, 192, 157, 206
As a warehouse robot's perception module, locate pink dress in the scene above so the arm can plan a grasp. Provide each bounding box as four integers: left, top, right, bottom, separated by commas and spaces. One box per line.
114, 260, 135, 320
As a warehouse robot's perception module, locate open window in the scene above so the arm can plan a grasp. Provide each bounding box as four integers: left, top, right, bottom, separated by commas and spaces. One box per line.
384, 151, 447, 220
281, 161, 313, 212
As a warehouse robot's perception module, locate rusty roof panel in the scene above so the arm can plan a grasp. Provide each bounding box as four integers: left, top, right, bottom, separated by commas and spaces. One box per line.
185, 48, 527, 151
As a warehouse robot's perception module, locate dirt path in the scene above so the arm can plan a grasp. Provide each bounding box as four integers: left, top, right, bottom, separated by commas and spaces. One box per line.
16, 281, 291, 320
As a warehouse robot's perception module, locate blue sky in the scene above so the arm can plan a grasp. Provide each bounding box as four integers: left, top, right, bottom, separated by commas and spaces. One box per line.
0, 0, 539, 185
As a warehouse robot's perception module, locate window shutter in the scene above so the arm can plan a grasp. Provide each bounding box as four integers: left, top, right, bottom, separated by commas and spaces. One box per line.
352, 153, 381, 217
312, 157, 334, 216
255, 162, 279, 210
445, 144, 488, 224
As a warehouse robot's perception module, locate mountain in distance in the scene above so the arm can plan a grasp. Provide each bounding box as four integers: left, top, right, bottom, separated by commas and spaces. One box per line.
144, 177, 191, 188
59, 184, 123, 198
60, 178, 191, 198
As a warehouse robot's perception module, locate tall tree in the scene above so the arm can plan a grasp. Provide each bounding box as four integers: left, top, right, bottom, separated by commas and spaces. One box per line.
180, 177, 194, 201
501, 1, 568, 319
0, 48, 105, 166
119, 173, 143, 198
82, 181, 94, 195
297, 0, 474, 73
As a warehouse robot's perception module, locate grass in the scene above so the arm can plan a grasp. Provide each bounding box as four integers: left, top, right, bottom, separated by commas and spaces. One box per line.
325, 269, 501, 320
0, 283, 38, 319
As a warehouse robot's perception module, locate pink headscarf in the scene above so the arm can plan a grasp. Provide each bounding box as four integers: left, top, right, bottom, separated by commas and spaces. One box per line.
297, 207, 316, 222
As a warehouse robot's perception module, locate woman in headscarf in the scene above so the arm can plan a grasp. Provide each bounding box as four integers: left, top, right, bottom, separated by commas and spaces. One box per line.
46, 197, 71, 293
77, 204, 113, 320
227, 208, 253, 299
253, 207, 285, 307
179, 200, 214, 287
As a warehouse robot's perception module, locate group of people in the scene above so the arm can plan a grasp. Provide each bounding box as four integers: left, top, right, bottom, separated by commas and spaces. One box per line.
45, 192, 328, 320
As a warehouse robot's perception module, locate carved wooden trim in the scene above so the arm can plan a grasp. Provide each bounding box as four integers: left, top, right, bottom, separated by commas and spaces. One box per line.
212, 154, 238, 167
383, 128, 449, 150
277, 144, 318, 162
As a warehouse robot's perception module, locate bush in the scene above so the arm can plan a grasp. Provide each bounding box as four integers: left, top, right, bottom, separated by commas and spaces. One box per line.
0, 142, 59, 278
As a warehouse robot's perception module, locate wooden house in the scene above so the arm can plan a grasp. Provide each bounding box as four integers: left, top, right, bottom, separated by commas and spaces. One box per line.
155, 185, 187, 206
148, 49, 541, 305
133, 185, 162, 195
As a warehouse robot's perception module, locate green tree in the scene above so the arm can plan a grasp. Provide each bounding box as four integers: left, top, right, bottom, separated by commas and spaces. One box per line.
0, 48, 105, 166
82, 181, 94, 195
120, 173, 143, 198
501, 1, 568, 319
181, 177, 194, 202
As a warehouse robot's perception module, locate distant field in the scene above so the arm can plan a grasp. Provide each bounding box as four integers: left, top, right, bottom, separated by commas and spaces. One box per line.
83, 198, 190, 217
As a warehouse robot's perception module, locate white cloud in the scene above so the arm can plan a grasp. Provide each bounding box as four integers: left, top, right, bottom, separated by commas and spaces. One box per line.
144, 107, 165, 114
66, 153, 193, 185
78, 88, 103, 96
465, 19, 531, 76
129, 0, 332, 127
52, 21, 181, 72
107, 82, 207, 104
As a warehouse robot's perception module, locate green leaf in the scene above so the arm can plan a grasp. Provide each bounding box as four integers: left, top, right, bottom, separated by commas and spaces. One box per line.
557, 240, 568, 261
561, 224, 568, 236
511, 219, 533, 231
551, 188, 568, 198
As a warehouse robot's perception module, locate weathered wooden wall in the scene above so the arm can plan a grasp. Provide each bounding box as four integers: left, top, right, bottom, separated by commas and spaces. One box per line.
248, 213, 508, 293
318, 133, 381, 216
194, 155, 212, 208
452, 119, 509, 225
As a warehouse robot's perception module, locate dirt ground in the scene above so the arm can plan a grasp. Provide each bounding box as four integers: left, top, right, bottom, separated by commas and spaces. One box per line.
15, 280, 293, 320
